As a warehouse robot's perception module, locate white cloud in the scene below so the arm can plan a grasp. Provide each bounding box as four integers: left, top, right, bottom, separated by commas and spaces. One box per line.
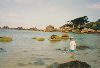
5, 0, 33, 4
0, 12, 24, 19
88, 2, 100, 10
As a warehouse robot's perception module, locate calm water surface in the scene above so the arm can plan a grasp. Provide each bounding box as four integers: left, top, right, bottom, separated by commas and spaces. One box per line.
0, 29, 100, 68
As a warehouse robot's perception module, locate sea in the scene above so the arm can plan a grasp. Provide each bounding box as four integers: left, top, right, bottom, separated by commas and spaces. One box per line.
0, 29, 100, 68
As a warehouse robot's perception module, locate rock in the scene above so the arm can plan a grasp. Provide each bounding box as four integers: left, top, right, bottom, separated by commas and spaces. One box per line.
36, 38, 45, 41
76, 46, 90, 50
44, 58, 53, 60
56, 48, 62, 51
32, 37, 36, 39
17, 63, 26, 66
0, 36, 12, 42
0, 48, 6, 52
47, 62, 59, 68
0, 48, 4, 50
34, 58, 45, 65
58, 61, 91, 68
47, 61, 91, 68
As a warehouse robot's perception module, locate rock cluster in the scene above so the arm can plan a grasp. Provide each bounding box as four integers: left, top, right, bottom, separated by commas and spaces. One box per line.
47, 61, 91, 68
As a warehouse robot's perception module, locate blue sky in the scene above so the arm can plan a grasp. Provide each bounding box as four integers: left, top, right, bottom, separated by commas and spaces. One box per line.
0, 0, 100, 29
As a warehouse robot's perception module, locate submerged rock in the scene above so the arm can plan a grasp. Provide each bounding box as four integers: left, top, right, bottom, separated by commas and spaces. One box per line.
0, 48, 6, 52
76, 46, 90, 50
56, 48, 62, 51
32, 37, 37, 39
47, 62, 59, 68
47, 61, 91, 68
17, 63, 26, 66
0, 48, 4, 50
34, 58, 45, 65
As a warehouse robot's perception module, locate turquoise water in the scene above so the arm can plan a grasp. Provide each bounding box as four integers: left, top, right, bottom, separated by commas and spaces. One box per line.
0, 29, 100, 68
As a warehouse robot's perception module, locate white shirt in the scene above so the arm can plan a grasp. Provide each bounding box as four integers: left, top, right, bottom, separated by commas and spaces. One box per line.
70, 40, 76, 50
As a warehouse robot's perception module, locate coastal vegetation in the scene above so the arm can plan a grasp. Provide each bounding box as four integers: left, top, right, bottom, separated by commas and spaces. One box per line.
85, 21, 100, 31
61, 16, 100, 33
0, 16, 100, 34
68, 16, 89, 30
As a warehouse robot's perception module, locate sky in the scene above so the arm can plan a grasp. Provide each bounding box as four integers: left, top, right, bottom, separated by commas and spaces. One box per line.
0, 0, 100, 29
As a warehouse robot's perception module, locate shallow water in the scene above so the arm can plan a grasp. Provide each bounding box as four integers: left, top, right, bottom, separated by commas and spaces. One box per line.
0, 29, 100, 68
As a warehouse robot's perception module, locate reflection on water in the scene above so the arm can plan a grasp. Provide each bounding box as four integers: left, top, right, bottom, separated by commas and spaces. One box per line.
0, 29, 100, 68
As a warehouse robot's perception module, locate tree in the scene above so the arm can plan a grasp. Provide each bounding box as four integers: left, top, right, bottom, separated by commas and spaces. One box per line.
2, 26, 9, 29
92, 22, 100, 30
96, 19, 100, 22
61, 24, 73, 27
85, 21, 100, 30
85, 22, 94, 29
69, 16, 89, 29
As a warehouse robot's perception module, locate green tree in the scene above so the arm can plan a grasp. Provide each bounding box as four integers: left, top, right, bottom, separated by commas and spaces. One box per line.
92, 22, 100, 30
61, 23, 73, 27
69, 16, 89, 30
85, 22, 94, 28
96, 19, 100, 22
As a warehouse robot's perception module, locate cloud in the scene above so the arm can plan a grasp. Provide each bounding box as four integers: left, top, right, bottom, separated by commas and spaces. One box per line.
88, 2, 100, 10
0, 12, 24, 19
5, 0, 33, 4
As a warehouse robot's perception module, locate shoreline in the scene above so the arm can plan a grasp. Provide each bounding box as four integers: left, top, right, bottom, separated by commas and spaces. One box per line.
0, 29, 100, 34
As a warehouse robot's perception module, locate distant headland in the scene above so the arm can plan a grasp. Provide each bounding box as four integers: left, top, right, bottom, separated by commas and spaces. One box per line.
0, 16, 100, 33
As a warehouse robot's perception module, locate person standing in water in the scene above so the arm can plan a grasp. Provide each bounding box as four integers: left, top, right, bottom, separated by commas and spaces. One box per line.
69, 37, 77, 60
